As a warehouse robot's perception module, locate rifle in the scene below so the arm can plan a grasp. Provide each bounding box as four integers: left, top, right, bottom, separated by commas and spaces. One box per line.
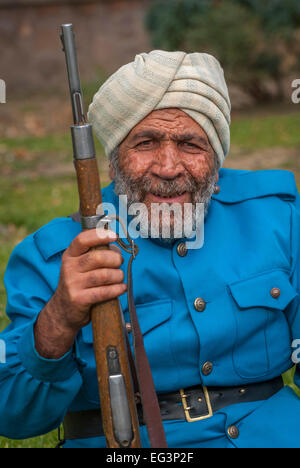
60, 24, 167, 449
60, 23, 140, 448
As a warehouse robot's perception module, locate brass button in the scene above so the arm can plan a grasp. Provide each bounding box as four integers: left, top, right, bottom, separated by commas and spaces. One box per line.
227, 425, 239, 439
177, 242, 187, 257
125, 322, 132, 333
271, 287, 281, 299
194, 298, 206, 312
202, 361, 213, 376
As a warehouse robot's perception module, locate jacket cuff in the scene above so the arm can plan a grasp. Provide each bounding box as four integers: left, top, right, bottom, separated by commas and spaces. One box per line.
17, 321, 79, 382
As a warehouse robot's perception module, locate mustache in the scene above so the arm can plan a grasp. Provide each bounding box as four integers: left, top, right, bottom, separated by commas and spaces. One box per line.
112, 157, 218, 209
119, 173, 204, 200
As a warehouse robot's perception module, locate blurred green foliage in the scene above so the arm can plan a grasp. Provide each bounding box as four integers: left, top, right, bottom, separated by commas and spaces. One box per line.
145, 0, 209, 50
240, 0, 300, 31
145, 0, 300, 101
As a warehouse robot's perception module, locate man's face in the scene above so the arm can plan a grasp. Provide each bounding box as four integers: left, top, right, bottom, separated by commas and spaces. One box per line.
110, 108, 218, 241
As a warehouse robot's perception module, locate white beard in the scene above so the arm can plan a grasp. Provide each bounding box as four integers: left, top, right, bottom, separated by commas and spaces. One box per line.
112, 155, 218, 243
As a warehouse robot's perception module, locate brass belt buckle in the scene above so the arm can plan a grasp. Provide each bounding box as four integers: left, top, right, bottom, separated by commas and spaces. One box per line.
180, 386, 213, 422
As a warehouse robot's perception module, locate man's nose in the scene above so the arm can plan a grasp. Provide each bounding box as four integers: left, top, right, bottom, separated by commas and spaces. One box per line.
152, 143, 184, 180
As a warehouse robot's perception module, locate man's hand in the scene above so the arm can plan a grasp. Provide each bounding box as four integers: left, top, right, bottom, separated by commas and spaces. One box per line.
34, 229, 127, 359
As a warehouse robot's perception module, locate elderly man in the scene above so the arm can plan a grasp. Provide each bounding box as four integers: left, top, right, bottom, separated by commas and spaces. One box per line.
0, 51, 300, 448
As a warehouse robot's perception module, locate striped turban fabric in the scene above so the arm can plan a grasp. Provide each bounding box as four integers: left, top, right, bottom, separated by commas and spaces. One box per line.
88, 50, 231, 167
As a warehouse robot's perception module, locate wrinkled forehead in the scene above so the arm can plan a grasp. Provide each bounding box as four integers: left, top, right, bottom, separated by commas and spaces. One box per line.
133, 108, 202, 127
124, 108, 211, 143
127, 108, 207, 138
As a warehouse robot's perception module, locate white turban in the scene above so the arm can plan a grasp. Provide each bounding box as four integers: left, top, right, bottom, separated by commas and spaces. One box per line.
88, 50, 231, 167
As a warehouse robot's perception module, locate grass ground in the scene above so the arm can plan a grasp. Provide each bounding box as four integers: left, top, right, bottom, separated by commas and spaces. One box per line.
0, 106, 299, 447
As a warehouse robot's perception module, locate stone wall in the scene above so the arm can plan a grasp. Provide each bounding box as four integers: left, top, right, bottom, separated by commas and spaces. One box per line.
0, 0, 152, 95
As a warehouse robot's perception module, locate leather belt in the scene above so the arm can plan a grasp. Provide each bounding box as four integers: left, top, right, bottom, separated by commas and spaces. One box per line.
63, 376, 283, 441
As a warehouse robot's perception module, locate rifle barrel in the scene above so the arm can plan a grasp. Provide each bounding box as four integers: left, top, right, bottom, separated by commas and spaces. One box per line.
61, 24, 85, 125
60, 23, 141, 448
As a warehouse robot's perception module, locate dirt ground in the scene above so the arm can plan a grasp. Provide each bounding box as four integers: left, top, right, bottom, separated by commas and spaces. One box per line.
0, 95, 72, 139
225, 145, 300, 181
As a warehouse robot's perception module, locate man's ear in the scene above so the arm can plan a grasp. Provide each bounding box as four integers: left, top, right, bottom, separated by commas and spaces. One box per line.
216, 173, 219, 183
109, 164, 115, 180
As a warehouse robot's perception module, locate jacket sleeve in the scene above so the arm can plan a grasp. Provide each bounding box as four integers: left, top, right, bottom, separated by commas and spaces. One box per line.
288, 188, 300, 389
0, 231, 83, 439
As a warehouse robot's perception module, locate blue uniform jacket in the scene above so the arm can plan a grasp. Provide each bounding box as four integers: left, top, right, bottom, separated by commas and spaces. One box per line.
0, 168, 300, 448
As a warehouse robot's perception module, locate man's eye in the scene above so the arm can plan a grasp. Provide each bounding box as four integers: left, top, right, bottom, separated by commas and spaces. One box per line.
137, 140, 153, 147
182, 142, 198, 149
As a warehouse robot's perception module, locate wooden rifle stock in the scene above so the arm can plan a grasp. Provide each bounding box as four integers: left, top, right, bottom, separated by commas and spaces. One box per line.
61, 24, 141, 448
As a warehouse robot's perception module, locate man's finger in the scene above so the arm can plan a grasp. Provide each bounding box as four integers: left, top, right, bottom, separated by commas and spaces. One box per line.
82, 283, 128, 306
84, 268, 125, 289
77, 249, 124, 272
68, 229, 117, 257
